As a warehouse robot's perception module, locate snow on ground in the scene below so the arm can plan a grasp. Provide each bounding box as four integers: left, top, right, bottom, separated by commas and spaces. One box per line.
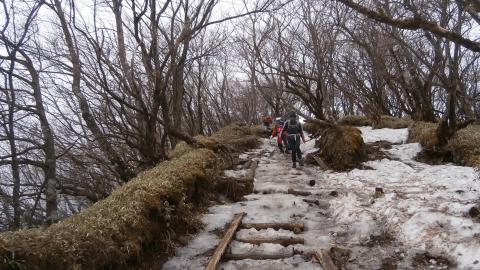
219, 255, 320, 270
163, 127, 480, 270
322, 128, 480, 269
358, 126, 409, 144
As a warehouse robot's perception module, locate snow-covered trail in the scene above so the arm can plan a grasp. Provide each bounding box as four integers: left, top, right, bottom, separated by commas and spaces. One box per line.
163, 127, 480, 270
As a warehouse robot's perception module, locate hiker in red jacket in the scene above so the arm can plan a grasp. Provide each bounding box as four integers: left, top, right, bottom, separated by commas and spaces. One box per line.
271, 117, 286, 153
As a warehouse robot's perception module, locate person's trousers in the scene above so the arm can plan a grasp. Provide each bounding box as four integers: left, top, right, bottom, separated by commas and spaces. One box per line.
276, 136, 284, 152
282, 133, 290, 151
277, 142, 284, 152
287, 134, 302, 163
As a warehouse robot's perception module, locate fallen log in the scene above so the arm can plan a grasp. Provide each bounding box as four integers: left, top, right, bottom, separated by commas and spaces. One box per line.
240, 222, 305, 232
314, 249, 338, 270
205, 212, 246, 270
287, 188, 312, 196
235, 236, 304, 246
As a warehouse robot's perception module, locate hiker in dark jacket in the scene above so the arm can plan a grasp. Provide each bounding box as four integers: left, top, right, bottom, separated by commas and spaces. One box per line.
281, 112, 306, 168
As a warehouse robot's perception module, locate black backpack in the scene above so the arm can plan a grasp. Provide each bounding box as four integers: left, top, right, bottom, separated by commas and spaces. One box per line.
287, 120, 301, 134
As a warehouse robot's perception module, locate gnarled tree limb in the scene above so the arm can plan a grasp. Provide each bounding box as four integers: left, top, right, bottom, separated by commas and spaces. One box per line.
335, 0, 480, 52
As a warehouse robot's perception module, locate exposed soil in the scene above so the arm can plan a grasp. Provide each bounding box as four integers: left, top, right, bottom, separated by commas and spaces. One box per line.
415, 149, 454, 165
412, 252, 454, 270
364, 140, 397, 161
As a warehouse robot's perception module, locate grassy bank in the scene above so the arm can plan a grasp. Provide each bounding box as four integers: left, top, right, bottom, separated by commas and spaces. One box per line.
0, 124, 261, 270
408, 121, 480, 167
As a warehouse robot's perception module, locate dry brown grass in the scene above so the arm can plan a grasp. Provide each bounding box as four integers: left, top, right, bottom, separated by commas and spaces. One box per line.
373, 115, 413, 129
337, 115, 373, 126
408, 121, 440, 150
318, 126, 366, 170
169, 123, 261, 159
0, 124, 261, 270
302, 122, 324, 136
408, 122, 480, 168
447, 125, 480, 167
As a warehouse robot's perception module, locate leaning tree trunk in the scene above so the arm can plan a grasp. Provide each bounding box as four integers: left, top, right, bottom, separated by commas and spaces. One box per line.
52, 0, 134, 182
24, 52, 58, 224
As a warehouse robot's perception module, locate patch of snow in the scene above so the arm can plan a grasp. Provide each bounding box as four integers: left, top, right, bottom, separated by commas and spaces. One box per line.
358, 126, 409, 144
229, 241, 291, 255
387, 143, 422, 160
224, 169, 247, 178
401, 212, 480, 269
303, 136, 317, 154
236, 228, 296, 239
219, 255, 320, 270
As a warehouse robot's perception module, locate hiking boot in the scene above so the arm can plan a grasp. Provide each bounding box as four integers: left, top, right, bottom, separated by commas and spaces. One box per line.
299, 159, 304, 166
292, 162, 296, 168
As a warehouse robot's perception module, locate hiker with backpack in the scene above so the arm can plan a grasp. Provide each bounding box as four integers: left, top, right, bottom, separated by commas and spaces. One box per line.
281, 112, 306, 168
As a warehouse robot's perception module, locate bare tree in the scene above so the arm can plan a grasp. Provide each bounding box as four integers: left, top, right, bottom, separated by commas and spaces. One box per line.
334, 0, 480, 52
0, 0, 58, 226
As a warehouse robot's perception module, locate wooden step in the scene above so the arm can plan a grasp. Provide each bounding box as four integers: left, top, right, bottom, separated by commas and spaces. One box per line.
240, 222, 305, 232
235, 236, 304, 246
223, 248, 314, 261
223, 252, 295, 260
287, 188, 312, 196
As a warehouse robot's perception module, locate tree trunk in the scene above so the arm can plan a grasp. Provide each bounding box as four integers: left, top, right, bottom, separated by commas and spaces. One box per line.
196, 62, 205, 135
6, 57, 21, 230
24, 52, 58, 224
52, 0, 134, 182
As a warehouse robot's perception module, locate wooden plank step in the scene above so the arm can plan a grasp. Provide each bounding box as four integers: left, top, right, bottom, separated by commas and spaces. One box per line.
223, 248, 311, 261
287, 188, 312, 196
205, 212, 246, 270
223, 252, 294, 261
240, 222, 305, 232
235, 236, 304, 246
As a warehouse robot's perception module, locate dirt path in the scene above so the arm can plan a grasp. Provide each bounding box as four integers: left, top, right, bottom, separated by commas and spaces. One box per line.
163, 128, 480, 270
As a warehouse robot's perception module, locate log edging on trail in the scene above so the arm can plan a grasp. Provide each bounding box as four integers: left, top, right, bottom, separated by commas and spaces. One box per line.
314, 249, 339, 270
205, 212, 246, 270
